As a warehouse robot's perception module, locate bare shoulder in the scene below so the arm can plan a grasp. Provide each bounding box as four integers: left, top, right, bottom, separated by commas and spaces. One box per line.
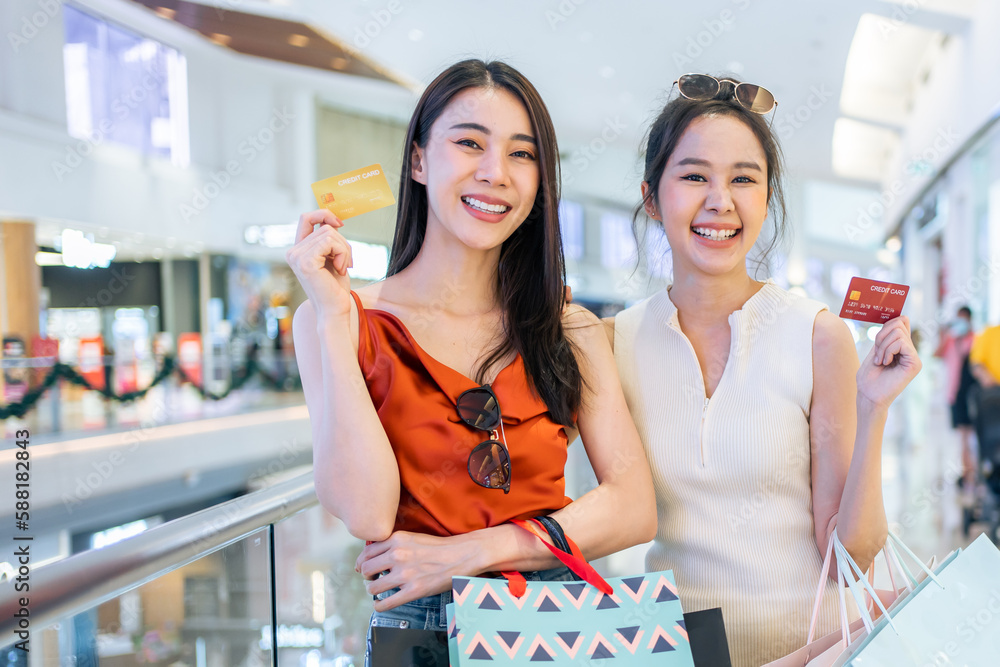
812, 309, 858, 374
562, 303, 601, 333
562, 304, 611, 356
353, 280, 388, 308
601, 316, 615, 351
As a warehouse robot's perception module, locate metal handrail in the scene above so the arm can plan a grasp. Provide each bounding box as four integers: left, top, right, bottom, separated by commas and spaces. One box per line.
0, 472, 318, 646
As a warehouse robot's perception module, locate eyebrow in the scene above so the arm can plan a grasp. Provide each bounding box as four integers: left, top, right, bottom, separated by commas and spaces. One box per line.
450, 122, 537, 145
676, 156, 762, 171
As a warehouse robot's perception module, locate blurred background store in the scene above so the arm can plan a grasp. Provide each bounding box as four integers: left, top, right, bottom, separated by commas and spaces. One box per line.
1, 0, 999, 665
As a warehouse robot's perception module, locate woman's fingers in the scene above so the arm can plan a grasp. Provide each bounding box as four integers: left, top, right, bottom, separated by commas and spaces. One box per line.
292, 224, 352, 276
356, 539, 393, 572
294, 209, 342, 243
871, 329, 904, 365
870, 317, 911, 365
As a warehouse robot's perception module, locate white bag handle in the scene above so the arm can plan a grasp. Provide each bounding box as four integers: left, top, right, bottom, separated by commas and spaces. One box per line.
885, 530, 944, 590
806, 531, 849, 646
833, 530, 898, 635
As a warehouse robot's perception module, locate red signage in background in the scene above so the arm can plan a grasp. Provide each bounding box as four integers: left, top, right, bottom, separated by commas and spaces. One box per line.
32, 336, 59, 358
31, 336, 60, 387
177, 333, 202, 387
78, 336, 106, 391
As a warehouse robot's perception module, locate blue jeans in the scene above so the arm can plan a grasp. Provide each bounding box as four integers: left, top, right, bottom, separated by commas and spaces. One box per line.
365, 566, 577, 665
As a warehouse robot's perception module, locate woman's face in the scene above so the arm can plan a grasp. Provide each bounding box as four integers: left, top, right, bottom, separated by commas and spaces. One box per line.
645, 114, 769, 280
411, 86, 540, 252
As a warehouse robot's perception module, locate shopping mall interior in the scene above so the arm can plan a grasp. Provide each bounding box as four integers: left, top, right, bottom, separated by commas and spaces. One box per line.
1, 0, 999, 665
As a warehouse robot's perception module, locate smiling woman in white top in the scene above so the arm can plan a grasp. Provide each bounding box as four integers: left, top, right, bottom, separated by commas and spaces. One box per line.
606, 74, 922, 667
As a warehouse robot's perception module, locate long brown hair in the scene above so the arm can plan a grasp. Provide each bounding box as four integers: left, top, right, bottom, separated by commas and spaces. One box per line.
388, 59, 581, 426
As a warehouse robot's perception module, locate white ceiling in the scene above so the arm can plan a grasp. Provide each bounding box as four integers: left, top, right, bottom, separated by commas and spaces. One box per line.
190, 0, 974, 206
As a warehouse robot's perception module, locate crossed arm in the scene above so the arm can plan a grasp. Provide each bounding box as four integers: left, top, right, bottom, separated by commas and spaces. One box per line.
294, 299, 656, 611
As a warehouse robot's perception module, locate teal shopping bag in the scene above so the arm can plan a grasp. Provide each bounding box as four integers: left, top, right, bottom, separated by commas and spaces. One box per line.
832, 533, 1000, 665
446, 570, 696, 665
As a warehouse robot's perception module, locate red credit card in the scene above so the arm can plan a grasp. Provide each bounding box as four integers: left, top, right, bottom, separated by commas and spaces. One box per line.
838, 277, 909, 323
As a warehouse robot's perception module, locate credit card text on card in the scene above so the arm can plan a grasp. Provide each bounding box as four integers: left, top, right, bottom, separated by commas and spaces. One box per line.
311, 164, 395, 220
838, 277, 909, 324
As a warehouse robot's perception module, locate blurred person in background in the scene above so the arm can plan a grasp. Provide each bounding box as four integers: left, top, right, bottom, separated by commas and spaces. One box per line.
970, 319, 1000, 389
934, 306, 978, 497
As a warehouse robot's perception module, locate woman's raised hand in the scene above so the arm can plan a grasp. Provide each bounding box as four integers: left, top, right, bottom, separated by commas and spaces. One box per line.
285, 209, 354, 318
856, 315, 922, 410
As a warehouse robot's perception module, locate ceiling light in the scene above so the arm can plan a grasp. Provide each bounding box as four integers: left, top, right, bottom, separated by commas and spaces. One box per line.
35, 252, 65, 266
59, 229, 117, 268
331, 57, 348, 71
831, 117, 900, 181
154, 7, 176, 19
287, 34, 310, 47
209, 33, 232, 46
885, 236, 902, 252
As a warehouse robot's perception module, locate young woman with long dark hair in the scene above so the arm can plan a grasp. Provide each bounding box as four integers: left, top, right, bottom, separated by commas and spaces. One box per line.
287, 59, 655, 658
608, 75, 922, 666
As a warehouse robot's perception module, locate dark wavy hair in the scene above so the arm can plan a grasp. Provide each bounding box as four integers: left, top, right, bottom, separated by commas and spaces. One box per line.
633, 77, 789, 274
387, 59, 581, 426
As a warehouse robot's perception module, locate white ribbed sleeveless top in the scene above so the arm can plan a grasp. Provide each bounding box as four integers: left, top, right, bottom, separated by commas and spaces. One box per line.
614, 281, 852, 667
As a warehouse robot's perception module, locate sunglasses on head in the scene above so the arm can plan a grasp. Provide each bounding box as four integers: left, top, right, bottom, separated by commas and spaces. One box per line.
456, 384, 511, 494
674, 73, 778, 115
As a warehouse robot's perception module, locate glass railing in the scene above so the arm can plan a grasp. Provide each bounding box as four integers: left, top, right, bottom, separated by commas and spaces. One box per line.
0, 472, 373, 667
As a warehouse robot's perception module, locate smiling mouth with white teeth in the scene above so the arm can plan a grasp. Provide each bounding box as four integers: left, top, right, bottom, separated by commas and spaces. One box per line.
462, 196, 511, 214
692, 227, 741, 241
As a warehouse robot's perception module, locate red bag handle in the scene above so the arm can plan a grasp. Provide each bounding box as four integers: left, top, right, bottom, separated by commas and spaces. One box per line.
500, 518, 613, 597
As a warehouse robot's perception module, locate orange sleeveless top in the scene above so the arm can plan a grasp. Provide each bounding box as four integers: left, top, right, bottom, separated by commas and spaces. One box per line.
350, 291, 572, 537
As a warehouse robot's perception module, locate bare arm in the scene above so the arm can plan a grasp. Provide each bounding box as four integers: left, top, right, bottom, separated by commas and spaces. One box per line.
358, 304, 657, 610
811, 313, 920, 573
293, 301, 399, 541
287, 210, 399, 541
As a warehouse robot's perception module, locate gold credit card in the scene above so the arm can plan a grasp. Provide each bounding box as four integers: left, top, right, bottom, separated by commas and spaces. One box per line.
311, 164, 395, 219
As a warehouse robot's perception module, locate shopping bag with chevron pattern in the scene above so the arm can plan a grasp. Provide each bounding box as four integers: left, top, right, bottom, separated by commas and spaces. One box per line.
445, 519, 696, 665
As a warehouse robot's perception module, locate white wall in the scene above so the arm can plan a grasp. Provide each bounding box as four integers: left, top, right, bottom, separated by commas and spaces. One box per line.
884, 1, 1000, 329
883, 1, 1000, 228
0, 0, 414, 261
